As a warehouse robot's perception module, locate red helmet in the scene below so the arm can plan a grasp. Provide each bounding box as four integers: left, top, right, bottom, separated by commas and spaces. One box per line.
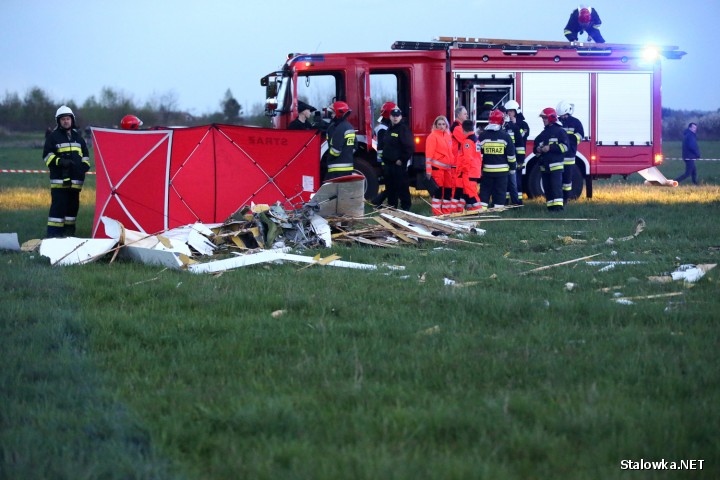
488, 109, 505, 125
330, 101, 351, 119
539, 108, 558, 123
379, 101, 397, 119
120, 114, 143, 130
578, 8, 591, 24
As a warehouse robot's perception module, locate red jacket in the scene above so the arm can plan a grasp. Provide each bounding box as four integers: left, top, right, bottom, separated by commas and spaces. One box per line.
457, 132, 482, 179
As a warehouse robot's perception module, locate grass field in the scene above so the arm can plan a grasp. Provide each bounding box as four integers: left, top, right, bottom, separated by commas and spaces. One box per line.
2, 138, 720, 479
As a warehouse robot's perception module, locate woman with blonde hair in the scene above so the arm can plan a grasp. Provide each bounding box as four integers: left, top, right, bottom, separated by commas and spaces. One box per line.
424, 115, 456, 215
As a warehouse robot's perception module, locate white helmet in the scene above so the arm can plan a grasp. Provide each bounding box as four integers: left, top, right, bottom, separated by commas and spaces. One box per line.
504, 100, 520, 112
556, 100, 574, 116
55, 105, 75, 119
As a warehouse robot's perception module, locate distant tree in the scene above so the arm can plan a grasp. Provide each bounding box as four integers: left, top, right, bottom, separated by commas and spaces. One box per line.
222, 89, 242, 124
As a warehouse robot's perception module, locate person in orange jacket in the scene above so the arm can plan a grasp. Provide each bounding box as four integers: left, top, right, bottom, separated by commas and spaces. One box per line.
448, 106, 469, 212
456, 120, 483, 211
425, 115, 456, 215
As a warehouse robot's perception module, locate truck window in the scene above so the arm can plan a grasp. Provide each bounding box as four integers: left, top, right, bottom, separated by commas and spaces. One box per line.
370, 73, 399, 119
296, 73, 343, 112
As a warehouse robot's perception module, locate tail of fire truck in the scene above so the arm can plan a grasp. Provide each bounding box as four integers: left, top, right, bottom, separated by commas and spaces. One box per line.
261, 37, 684, 200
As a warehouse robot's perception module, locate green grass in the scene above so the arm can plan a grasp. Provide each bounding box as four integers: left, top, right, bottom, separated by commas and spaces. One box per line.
2, 137, 720, 479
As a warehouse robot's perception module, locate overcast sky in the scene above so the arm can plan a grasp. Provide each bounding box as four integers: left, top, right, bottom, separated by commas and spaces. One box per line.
2, 0, 716, 116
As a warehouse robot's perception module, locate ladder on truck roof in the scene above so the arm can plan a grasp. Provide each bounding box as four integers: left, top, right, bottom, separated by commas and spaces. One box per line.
391, 37, 685, 60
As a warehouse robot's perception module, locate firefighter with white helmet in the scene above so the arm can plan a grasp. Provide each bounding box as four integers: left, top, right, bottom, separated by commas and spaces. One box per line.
504, 100, 529, 204
534, 108, 570, 211
42, 106, 91, 237
556, 100, 585, 203
497, 105, 521, 205
325, 101, 356, 180
477, 109, 515, 209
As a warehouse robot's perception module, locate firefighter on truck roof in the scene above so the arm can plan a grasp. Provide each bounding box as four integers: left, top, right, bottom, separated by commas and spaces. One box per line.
534, 107, 570, 211
325, 101, 356, 180
564, 5, 605, 43
477, 109, 515, 209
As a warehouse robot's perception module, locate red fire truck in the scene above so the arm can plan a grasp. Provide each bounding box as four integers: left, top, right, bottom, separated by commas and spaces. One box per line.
261, 37, 684, 199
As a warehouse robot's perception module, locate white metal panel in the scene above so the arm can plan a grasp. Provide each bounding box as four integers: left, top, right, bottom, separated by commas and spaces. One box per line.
596, 73, 652, 145
521, 72, 590, 140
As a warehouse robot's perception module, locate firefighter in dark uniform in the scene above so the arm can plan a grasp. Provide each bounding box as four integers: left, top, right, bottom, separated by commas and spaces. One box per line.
382, 107, 415, 210
43, 106, 91, 237
564, 5, 605, 43
534, 107, 569, 211
371, 101, 397, 207
505, 100, 529, 204
498, 106, 521, 205
556, 100, 585, 203
325, 101, 356, 180
477, 109, 515, 209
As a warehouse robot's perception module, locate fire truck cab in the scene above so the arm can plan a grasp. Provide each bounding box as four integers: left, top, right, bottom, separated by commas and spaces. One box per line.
261, 37, 684, 199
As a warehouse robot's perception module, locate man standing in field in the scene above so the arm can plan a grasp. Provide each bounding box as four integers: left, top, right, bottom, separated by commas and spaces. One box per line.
42, 106, 91, 237
675, 122, 700, 185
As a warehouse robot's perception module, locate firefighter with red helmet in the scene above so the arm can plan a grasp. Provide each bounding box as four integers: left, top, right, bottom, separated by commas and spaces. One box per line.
564, 5, 605, 43
370, 101, 397, 207
120, 114, 143, 130
556, 100, 585, 203
42, 106, 91, 237
534, 108, 570, 211
325, 101, 356, 180
477, 109, 515, 209
382, 107, 414, 210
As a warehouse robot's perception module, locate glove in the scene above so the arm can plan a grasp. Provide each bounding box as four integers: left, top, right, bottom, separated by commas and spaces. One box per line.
81, 162, 90, 173
60, 157, 72, 169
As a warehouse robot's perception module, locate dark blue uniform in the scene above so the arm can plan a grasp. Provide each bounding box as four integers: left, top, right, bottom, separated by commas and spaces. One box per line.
477, 125, 515, 209
534, 123, 569, 211
559, 114, 584, 201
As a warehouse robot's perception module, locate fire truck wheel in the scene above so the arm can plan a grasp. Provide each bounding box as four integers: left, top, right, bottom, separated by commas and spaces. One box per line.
526, 163, 544, 198
526, 163, 584, 199
353, 157, 379, 200
568, 164, 585, 200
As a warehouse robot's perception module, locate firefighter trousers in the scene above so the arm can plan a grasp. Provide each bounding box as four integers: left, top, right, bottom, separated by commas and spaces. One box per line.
505, 169, 520, 205
384, 163, 411, 210
47, 186, 80, 237
479, 174, 508, 209
541, 166, 564, 210
562, 158, 576, 202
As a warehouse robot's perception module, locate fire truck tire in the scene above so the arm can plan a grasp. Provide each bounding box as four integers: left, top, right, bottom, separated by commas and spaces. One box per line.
353, 157, 379, 200
525, 163, 585, 199
526, 164, 544, 198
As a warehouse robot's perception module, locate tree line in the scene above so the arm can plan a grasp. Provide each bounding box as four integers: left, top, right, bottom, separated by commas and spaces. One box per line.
1, 86, 719, 140
0, 86, 270, 134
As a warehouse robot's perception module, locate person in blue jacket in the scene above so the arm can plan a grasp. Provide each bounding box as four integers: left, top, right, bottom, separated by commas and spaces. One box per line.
675, 122, 700, 185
